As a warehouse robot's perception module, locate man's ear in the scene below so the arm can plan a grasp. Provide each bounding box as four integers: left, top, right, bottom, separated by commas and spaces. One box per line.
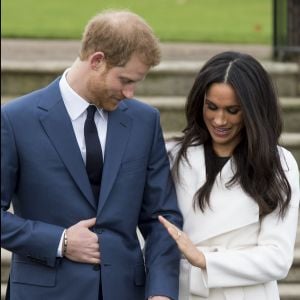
90, 52, 105, 70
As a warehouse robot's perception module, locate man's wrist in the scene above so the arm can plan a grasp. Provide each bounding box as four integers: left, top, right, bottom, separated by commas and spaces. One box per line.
56, 229, 66, 257
63, 230, 68, 256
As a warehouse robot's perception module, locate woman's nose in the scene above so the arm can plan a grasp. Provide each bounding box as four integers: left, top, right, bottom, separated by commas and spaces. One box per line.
213, 110, 227, 126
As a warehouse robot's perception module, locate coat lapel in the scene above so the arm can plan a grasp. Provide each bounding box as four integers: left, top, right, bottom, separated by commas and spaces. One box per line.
175, 145, 259, 244
97, 102, 132, 213
38, 79, 96, 209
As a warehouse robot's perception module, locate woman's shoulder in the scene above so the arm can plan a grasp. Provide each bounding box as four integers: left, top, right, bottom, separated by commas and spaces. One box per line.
165, 140, 181, 167
165, 139, 179, 153
166, 140, 204, 157
277, 145, 299, 171
166, 140, 205, 172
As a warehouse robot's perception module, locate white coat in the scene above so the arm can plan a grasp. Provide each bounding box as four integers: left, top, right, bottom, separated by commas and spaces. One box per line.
169, 144, 300, 300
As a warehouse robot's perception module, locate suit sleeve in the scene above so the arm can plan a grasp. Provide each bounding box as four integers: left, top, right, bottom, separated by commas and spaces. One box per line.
1, 109, 64, 267
138, 109, 183, 300
192, 149, 300, 289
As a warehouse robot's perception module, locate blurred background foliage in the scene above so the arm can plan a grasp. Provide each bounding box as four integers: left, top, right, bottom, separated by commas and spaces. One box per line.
2, 0, 271, 43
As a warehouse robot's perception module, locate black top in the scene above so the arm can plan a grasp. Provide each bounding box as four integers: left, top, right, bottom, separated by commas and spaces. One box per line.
204, 142, 230, 175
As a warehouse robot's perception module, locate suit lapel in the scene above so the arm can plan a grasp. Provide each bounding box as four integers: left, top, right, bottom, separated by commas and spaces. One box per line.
97, 103, 132, 213
38, 79, 96, 209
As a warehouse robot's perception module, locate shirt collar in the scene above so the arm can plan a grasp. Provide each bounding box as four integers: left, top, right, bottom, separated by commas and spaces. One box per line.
59, 68, 106, 120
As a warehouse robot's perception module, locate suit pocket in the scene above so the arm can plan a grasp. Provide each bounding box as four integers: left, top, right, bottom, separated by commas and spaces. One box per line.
11, 261, 56, 287
134, 264, 146, 286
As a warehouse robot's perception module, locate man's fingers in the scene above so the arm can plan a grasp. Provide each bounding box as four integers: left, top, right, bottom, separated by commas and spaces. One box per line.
78, 217, 97, 228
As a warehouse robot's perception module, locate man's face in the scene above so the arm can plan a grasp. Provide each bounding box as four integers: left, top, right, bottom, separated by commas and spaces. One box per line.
86, 54, 150, 111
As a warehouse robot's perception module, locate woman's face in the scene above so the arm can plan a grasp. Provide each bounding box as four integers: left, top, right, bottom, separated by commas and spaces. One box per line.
203, 83, 244, 157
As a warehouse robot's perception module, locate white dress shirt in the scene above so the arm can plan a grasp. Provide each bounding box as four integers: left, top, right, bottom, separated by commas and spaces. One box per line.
56, 69, 108, 256
59, 68, 108, 161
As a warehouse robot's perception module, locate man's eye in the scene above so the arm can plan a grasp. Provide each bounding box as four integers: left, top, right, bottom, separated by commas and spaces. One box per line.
121, 79, 133, 84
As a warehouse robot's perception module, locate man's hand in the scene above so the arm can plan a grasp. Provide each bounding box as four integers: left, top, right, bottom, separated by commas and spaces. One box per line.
148, 297, 170, 300
65, 217, 100, 264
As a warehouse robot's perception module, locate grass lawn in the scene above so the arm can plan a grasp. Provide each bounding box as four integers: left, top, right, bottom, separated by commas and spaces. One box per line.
2, 0, 272, 44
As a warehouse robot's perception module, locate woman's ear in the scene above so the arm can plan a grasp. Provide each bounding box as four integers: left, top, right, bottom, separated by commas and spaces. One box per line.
90, 52, 105, 70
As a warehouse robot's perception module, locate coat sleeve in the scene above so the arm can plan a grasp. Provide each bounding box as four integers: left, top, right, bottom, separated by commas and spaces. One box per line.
138, 109, 183, 300
1, 108, 64, 267
192, 149, 300, 288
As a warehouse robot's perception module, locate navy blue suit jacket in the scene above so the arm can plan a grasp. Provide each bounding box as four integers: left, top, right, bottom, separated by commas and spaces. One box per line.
1, 78, 183, 300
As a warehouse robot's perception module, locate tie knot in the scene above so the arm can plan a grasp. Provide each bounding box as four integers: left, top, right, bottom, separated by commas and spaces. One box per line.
86, 105, 97, 119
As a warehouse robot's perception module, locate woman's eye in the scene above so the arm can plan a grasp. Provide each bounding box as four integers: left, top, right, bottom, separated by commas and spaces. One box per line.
207, 104, 217, 110
227, 107, 240, 114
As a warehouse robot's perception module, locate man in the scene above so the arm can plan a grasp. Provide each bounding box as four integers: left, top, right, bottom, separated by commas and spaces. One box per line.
1, 10, 182, 300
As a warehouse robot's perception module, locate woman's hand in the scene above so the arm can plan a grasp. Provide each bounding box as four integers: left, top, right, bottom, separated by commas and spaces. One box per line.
158, 215, 206, 269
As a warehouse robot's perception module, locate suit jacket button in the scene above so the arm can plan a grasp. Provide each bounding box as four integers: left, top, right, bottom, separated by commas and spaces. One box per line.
93, 264, 101, 271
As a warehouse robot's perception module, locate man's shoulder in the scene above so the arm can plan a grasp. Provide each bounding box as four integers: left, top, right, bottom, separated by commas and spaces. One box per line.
2, 91, 40, 114
124, 98, 158, 114
2, 78, 61, 114
120, 98, 160, 128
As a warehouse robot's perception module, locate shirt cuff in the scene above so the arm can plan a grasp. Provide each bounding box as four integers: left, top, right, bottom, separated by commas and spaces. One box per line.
57, 229, 66, 257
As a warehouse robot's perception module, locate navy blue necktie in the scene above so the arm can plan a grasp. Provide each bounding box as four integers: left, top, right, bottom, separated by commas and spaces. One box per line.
84, 105, 103, 201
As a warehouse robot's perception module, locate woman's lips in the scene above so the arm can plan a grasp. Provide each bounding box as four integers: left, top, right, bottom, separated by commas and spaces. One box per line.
212, 127, 231, 137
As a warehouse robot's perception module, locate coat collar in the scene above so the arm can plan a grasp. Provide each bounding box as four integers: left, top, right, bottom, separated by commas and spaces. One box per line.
38, 79, 96, 208
173, 144, 259, 244
97, 105, 132, 214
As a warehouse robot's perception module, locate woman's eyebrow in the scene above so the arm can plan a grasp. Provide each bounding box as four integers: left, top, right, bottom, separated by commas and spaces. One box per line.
204, 98, 241, 108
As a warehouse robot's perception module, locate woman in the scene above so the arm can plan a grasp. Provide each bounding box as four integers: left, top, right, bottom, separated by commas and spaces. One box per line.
159, 51, 299, 300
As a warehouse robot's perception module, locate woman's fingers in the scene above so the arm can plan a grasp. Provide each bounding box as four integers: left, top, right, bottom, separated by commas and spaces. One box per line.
158, 215, 182, 241
158, 215, 206, 268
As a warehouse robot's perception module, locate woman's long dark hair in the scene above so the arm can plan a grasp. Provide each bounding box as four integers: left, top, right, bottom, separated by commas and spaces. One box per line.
173, 51, 291, 218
